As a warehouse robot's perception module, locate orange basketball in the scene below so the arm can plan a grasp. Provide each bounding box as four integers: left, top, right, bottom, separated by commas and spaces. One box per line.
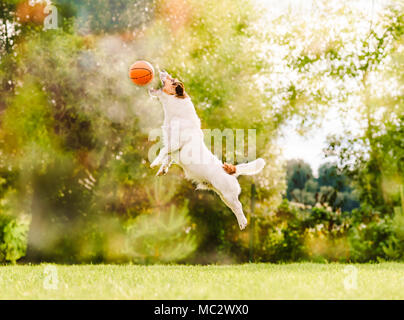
129, 61, 154, 86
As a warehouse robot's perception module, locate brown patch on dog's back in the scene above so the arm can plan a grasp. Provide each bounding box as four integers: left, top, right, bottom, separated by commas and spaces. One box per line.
223, 163, 237, 175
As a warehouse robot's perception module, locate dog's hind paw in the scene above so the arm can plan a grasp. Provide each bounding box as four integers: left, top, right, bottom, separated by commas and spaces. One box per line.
238, 216, 248, 230
156, 165, 168, 176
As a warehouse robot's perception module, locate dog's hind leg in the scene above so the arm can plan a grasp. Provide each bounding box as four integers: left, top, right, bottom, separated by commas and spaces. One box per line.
211, 186, 247, 230
223, 193, 247, 230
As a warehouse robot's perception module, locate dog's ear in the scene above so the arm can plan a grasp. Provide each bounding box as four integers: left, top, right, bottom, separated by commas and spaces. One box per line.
175, 82, 185, 97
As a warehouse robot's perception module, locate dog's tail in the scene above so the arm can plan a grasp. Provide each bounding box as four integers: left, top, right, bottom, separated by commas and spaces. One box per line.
235, 158, 266, 177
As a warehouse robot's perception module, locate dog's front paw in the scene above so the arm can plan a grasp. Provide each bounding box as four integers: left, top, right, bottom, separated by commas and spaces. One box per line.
238, 216, 248, 230
148, 88, 160, 98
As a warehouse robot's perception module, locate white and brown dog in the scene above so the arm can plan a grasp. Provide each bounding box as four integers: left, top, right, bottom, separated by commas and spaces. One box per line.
149, 70, 265, 230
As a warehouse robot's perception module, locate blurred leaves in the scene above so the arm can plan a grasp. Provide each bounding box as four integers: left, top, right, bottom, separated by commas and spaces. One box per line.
126, 203, 197, 263
0, 0, 403, 263
0, 189, 30, 264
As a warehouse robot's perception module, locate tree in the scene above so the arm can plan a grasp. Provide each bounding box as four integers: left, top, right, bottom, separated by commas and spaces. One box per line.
0, 0, 286, 262
326, 5, 404, 212
285, 160, 359, 211
286, 159, 313, 200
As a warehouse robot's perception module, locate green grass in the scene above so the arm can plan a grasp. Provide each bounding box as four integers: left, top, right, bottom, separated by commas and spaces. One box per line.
1, 263, 404, 299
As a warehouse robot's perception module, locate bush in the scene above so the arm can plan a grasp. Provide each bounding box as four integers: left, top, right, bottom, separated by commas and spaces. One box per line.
251, 200, 404, 263
0, 186, 30, 264
125, 203, 197, 263
0, 214, 29, 264
348, 216, 396, 262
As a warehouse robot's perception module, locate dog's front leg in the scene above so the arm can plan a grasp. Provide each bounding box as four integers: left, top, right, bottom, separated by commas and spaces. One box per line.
150, 146, 169, 168
151, 121, 183, 174
148, 88, 162, 98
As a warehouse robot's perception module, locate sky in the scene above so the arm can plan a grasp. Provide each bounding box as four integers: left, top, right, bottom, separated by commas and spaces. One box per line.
277, 108, 362, 177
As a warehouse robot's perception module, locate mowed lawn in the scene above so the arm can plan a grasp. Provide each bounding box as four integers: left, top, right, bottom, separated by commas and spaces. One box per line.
1, 263, 404, 299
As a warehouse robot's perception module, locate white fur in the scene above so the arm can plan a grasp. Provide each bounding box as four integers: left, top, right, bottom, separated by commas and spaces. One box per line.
149, 72, 265, 230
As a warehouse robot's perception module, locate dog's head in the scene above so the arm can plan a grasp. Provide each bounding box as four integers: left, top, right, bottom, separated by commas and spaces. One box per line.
160, 70, 186, 99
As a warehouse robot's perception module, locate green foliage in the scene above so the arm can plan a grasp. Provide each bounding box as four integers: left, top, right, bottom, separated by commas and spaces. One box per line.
0, 189, 30, 264
286, 159, 313, 198
286, 160, 359, 211
328, 116, 404, 212
348, 216, 396, 262
1, 79, 56, 161
0, 0, 403, 264
322, 3, 404, 214
126, 203, 196, 263
251, 200, 404, 263
0, 214, 29, 264
393, 206, 404, 241
121, 179, 197, 263
318, 162, 350, 191
56, 0, 155, 34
